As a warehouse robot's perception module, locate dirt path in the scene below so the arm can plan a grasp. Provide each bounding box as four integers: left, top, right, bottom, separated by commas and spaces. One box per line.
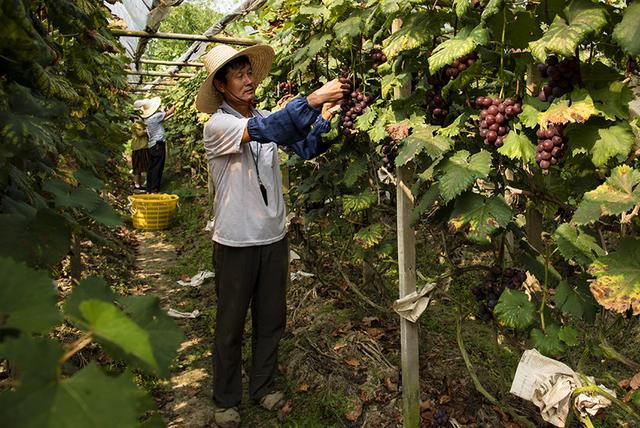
133, 231, 215, 428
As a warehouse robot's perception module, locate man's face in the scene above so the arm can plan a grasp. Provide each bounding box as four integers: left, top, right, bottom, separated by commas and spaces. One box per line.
217, 63, 255, 105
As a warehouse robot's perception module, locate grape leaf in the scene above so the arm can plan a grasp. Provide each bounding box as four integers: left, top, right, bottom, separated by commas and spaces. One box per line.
0, 336, 62, 389
519, 104, 541, 129
590, 81, 633, 121
568, 121, 636, 167
73, 169, 104, 190
0, 257, 61, 334
334, 13, 365, 39
383, 13, 437, 60
342, 190, 377, 215
342, 158, 368, 187
588, 237, 640, 315
558, 326, 580, 347
412, 184, 440, 224
438, 150, 492, 202
396, 124, 452, 166
439, 112, 470, 138
63, 276, 117, 320
88, 199, 122, 228
537, 90, 596, 127
353, 223, 384, 249
553, 223, 604, 267
453, 0, 471, 18
497, 130, 536, 165
481, 0, 504, 23
449, 192, 512, 244
530, 325, 565, 356
494, 289, 536, 330
528, 1, 607, 62
554, 280, 598, 320
428, 25, 489, 73
0, 363, 143, 428
572, 165, 640, 224
613, 3, 640, 56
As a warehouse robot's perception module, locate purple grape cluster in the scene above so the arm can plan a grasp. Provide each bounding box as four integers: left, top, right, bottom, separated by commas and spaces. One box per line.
535, 124, 566, 170
472, 266, 525, 321
370, 49, 387, 71
474, 96, 522, 148
278, 81, 298, 95
537, 56, 581, 102
381, 142, 397, 171
445, 52, 478, 78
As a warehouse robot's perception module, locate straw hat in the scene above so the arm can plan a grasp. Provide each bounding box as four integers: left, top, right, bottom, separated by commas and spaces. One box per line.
134, 97, 161, 118
195, 44, 275, 113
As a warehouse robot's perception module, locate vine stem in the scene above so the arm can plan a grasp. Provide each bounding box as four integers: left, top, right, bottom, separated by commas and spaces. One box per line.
539, 245, 550, 332
456, 307, 536, 428
60, 332, 93, 366
499, 7, 506, 99
572, 381, 640, 424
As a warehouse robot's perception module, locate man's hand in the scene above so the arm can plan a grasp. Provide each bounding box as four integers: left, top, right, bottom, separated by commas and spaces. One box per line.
321, 102, 341, 120
307, 78, 350, 109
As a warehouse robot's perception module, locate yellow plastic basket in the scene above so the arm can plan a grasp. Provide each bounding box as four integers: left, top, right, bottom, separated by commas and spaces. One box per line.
128, 194, 179, 231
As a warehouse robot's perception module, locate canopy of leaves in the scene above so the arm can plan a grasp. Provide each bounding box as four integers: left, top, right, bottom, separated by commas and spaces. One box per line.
588, 238, 640, 315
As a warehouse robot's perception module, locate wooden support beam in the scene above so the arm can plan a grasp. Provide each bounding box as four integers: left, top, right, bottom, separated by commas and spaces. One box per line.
111, 29, 258, 46
393, 18, 420, 428
137, 59, 204, 67
126, 70, 195, 78
128, 81, 178, 86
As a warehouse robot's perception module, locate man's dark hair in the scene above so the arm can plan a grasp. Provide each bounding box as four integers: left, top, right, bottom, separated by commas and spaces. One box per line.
213, 55, 251, 84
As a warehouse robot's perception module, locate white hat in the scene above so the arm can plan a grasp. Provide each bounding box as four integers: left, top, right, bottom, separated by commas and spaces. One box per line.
134, 97, 161, 118
195, 44, 275, 114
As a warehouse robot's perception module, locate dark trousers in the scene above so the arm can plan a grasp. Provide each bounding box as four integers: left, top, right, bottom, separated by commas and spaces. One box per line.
213, 236, 288, 408
147, 141, 165, 193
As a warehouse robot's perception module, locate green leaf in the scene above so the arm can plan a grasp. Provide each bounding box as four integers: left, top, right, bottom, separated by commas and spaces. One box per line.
439, 112, 470, 138
530, 325, 565, 356
613, 3, 640, 56
553, 223, 604, 267
0, 363, 143, 428
0, 257, 61, 334
0, 336, 62, 388
590, 81, 633, 121
453, 0, 471, 18
481, 0, 504, 23
353, 224, 384, 249
383, 13, 437, 60
342, 158, 368, 187
80, 300, 160, 372
342, 190, 377, 215
555, 280, 586, 318
411, 184, 440, 224
497, 130, 536, 165
494, 289, 536, 330
528, 1, 607, 62
118, 295, 185, 378
428, 25, 489, 73
64, 277, 117, 320
537, 90, 597, 127
355, 107, 377, 131
569, 121, 636, 167
558, 326, 580, 347
438, 150, 492, 202
396, 124, 452, 166
449, 193, 512, 244
88, 200, 122, 228
334, 13, 365, 39
73, 169, 104, 190
572, 165, 640, 224
588, 237, 640, 315
519, 104, 541, 129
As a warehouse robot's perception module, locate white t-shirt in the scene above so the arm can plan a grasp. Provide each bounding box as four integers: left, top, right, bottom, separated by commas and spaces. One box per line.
203, 101, 286, 247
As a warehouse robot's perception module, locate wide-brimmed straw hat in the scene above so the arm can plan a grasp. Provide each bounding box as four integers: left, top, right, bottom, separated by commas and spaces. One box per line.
195, 44, 275, 113
134, 97, 161, 118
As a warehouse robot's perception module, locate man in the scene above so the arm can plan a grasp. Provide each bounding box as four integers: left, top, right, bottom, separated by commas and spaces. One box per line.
135, 97, 175, 193
195, 44, 348, 428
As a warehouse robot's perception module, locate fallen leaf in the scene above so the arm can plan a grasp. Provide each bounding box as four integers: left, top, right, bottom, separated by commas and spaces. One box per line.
297, 383, 310, 392
345, 357, 360, 367
384, 377, 398, 393
344, 399, 363, 422
366, 327, 385, 339
630, 372, 640, 390
333, 341, 347, 351
420, 399, 434, 412
438, 395, 451, 404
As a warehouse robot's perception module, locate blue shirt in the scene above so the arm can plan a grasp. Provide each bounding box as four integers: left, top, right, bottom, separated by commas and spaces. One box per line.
144, 112, 166, 148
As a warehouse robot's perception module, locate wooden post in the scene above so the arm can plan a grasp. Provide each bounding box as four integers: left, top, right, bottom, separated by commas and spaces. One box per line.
392, 18, 420, 428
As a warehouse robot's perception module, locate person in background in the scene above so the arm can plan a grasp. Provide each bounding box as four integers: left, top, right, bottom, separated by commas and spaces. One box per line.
195, 43, 348, 428
134, 97, 175, 193
129, 114, 149, 193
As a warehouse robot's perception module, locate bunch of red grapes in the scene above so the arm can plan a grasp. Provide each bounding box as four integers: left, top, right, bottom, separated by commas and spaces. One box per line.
340, 89, 372, 135
370, 49, 387, 71
537, 56, 581, 102
445, 52, 478, 78
278, 81, 298, 95
474, 96, 522, 148
535, 124, 565, 170
472, 266, 526, 321
425, 75, 450, 125
380, 142, 397, 171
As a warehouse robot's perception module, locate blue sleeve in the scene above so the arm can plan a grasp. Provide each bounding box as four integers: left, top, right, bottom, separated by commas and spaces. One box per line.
247, 97, 321, 146
286, 115, 333, 160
